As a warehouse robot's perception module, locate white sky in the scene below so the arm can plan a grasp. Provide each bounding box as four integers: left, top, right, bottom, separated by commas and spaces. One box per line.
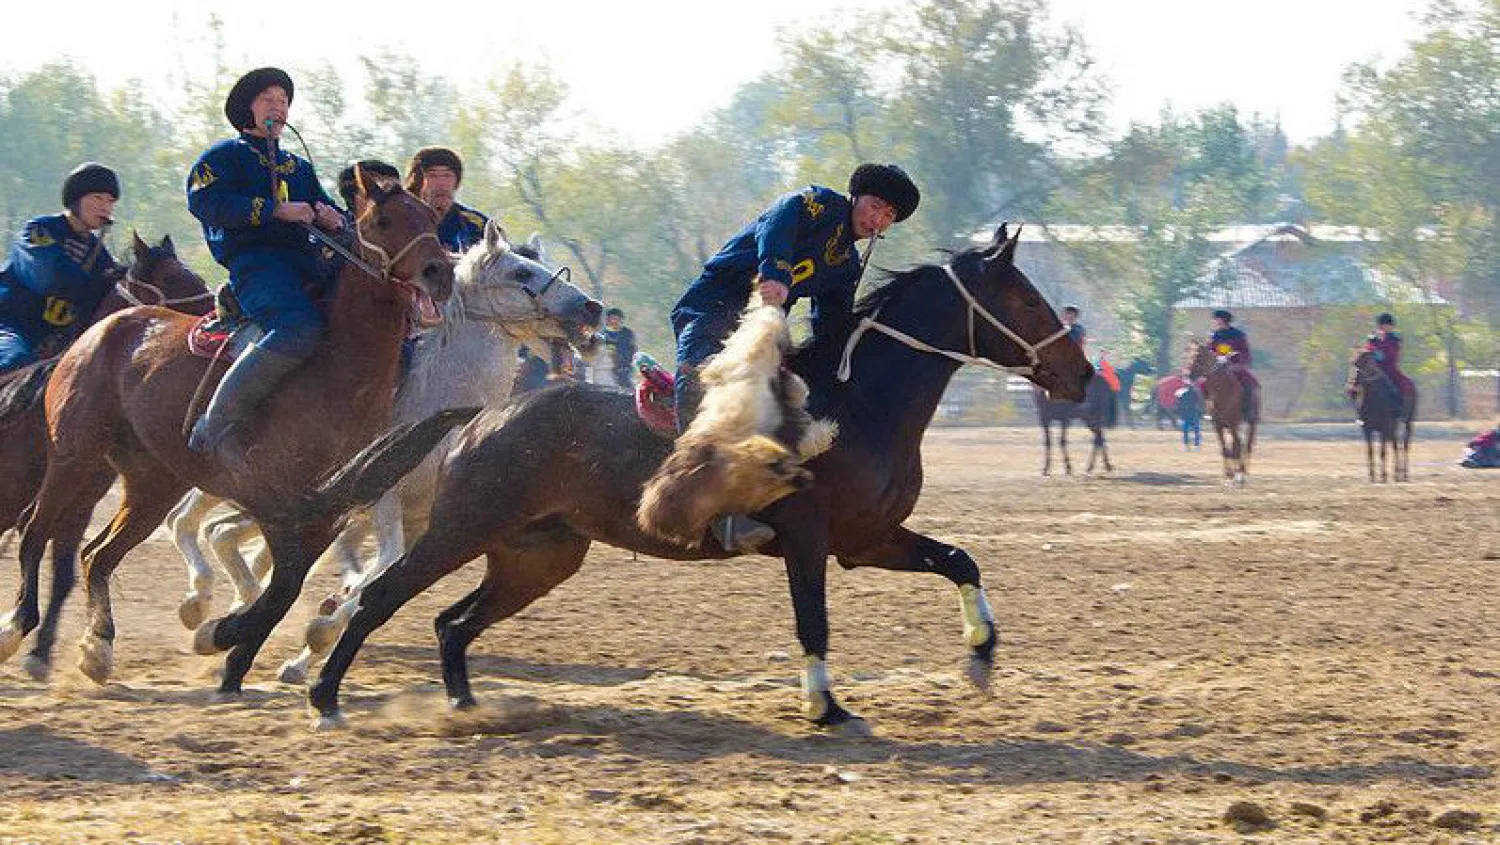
4, 0, 1431, 148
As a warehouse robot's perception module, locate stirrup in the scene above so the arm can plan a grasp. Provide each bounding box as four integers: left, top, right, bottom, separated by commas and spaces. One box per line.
712, 514, 775, 552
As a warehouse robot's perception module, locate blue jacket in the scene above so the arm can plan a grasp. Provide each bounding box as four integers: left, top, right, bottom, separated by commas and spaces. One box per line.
0, 213, 119, 344
186, 133, 338, 267
437, 202, 489, 253
675, 186, 863, 339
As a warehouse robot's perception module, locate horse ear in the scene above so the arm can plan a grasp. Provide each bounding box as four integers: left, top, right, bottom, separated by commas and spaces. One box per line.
160, 234, 176, 256
131, 230, 148, 254
995, 224, 1022, 265
526, 232, 545, 260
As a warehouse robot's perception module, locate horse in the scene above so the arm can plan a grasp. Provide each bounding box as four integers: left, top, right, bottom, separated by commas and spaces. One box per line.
0, 172, 455, 692
302, 224, 1094, 730
1114, 357, 1153, 428
166, 224, 602, 685
1188, 341, 1259, 485
1033, 375, 1117, 475
0, 233, 213, 680
1348, 347, 1415, 482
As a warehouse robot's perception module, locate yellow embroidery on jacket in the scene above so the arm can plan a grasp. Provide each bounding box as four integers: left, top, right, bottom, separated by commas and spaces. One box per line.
824, 223, 850, 267
801, 189, 824, 219
250, 197, 265, 226
791, 259, 815, 284
42, 296, 76, 327
26, 225, 55, 248
189, 163, 217, 191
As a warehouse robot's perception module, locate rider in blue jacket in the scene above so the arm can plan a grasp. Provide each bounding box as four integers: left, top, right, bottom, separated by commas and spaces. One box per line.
670, 162, 920, 550
185, 67, 346, 457
0, 163, 123, 372
405, 146, 489, 253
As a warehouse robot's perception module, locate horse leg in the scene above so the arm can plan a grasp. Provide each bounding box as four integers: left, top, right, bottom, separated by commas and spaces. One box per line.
1364, 428, 1377, 483
438, 533, 591, 709
169, 489, 225, 629
1040, 420, 1052, 476
21, 500, 98, 681
206, 512, 267, 610
309, 520, 497, 725
203, 521, 337, 695
78, 466, 189, 684
1212, 423, 1232, 482
838, 526, 997, 696
0, 461, 113, 667
1094, 424, 1112, 473
1060, 419, 1073, 475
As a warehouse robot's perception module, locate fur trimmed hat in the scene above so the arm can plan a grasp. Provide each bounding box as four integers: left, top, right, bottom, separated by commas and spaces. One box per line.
337, 160, 401, 209
62, 162, 120, 208
406, 146, 465, 192
848, 163, 920, 222
224, 67, 294, 131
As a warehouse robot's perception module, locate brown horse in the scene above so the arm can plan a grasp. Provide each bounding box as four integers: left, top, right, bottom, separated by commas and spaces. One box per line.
304, 225, 1094, 730
1188, 341, 1259, 485
0, 233, 213, 679
0, 174, 454, 691
1349, 347, 1415, 482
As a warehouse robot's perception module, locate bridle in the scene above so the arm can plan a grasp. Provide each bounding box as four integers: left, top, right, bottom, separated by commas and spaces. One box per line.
304, 201, 443, 298
463, 254, 579, 332
837, 262, 1071, 382
113, 261, 214, 309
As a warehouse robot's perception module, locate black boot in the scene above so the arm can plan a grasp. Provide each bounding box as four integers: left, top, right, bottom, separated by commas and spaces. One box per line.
673, 364, 703, 435
187, 343, 305, 457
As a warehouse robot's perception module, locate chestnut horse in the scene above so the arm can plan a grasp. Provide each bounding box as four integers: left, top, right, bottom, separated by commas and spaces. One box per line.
305, 225, 1093, 730
0, 233, 213, 679
0, 174, 454, 691
1349, 347, 1415, 482
1188, 341, 1259, 485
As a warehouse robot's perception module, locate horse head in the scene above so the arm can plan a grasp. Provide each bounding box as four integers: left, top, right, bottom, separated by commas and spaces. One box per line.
946, 223, 1093, 401
349, 165, 455, 327
102, 232, 214, 318
1186, 340, 1220, 382
452, 219, 603, 353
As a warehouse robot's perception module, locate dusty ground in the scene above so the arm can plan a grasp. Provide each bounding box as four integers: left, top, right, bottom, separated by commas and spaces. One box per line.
1, 423, 1498, 844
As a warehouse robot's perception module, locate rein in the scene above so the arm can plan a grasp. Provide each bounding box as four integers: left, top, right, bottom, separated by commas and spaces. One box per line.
837, 263, 1070, 383
113, 266, 214, 309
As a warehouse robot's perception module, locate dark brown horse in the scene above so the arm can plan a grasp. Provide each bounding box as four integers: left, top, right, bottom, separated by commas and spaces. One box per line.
0, 175, 454, 691
1349, 347, 1415, 482
304, 225, 1093, 730
0, 234, 213, 679
1188, 341, 1258, 485
1033, 376, 1117, 475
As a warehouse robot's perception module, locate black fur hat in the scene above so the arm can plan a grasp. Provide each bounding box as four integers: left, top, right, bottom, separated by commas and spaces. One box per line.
406, 147, 465, 192
224, 67, 294, 131
1376, 312, 1395, 326
848, 163, 920, 222
62, 162, 120, 208
1212, 309, 1234, 322
337, 160, 401, 209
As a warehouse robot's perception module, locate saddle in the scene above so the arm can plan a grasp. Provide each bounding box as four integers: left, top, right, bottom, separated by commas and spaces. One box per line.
187, 285, 262, 361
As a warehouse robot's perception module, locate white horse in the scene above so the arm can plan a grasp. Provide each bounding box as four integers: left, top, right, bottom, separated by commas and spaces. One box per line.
168, 221, 602, 682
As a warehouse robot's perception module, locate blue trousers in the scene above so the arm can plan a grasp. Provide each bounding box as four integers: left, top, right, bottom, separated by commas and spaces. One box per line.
0, 326, 39, 374
225, 249, 332, 360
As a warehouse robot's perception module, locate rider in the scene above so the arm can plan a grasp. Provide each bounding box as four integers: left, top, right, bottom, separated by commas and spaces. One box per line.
0, 163, 124, 373
669, 162, 920, 551
1209, 308, 1259, 420
1061, 305, 1085, 347
1364, 312, 1416, 408
405, 146, 489, 253
599, 307, 638, 388
185, 66, 346, 457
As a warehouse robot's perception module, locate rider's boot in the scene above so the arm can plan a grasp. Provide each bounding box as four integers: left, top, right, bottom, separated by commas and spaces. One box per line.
187, 341, 304, 464
674, 363, 775, 553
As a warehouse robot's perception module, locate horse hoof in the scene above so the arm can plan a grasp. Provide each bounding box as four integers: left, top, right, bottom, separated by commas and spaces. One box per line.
0, 624, 24, 665
304, 615, 343, 654
450, 694, 479, 711
964, 656, 995, 696
822, 714, 874, 738
21, 654, 51, 683
278, 661, 309, 686
212, 688, 244, 704
77, 636, 114, 685
311, 711, 348, 732
178, 593, 211, 630
193, 618, 226, 655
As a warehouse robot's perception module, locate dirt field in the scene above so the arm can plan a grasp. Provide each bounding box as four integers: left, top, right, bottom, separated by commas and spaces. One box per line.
1, 424, 1498, 844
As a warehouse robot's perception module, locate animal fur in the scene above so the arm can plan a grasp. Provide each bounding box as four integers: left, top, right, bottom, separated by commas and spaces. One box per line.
637, 305, 837, 546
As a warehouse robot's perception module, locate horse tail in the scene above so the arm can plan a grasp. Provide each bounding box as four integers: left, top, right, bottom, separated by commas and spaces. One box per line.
300, 405, 484, 522
0, 357, 60, 431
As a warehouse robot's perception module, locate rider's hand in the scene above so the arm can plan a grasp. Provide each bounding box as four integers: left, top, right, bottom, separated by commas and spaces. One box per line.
758, 278, 790, 308
313, 203, 345, 231
272, 201, 315, 225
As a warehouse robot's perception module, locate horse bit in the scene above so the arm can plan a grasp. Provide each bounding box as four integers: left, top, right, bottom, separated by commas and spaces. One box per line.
837, 263, 1072, 382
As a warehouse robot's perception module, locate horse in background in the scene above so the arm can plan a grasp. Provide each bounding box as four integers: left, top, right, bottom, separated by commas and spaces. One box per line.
1188, 340, 1258, 485
1348, 346, 1414, 482
1033, 375, 1117, 475
0, 173, 455, 690
0, 233, 213, 679
1114, 357, 1153, 428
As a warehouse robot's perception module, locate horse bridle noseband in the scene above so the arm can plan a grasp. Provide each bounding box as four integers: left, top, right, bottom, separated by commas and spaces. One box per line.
836, 263, 1072, 382
113, 264, 214, 309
